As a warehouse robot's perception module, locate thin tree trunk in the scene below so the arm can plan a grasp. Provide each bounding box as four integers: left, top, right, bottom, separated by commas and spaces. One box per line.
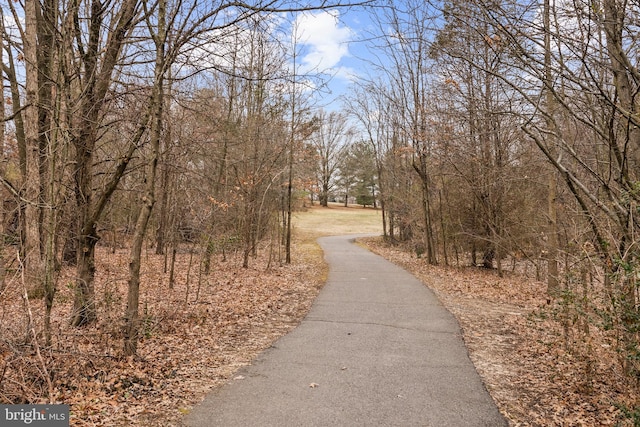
439, 189, 449, 266
169, 246, 177, 289
155, 69, 173, 256
0, 26, 6, 293
415, 159, 437, 265
155, 160, 169, 255
124, 0, 165, 356
24, 0, 44, 298
285, 116, 294, 264
544, 0, 559, 296
123, 188, 155, 355
3, 48, 26, 178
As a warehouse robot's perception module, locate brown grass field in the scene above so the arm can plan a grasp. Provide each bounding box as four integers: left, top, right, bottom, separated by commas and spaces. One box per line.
293, 202, 383, 238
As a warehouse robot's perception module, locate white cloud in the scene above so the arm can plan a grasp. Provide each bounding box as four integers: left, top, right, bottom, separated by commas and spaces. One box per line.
294, 10, 354, 75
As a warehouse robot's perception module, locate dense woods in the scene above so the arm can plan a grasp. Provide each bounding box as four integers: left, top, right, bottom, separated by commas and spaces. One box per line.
1, 0, 640, 422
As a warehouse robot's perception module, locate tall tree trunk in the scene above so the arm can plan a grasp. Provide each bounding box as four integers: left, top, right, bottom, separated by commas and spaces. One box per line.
69, 0, 141, 326
23, 0, 44, 297
543, 0, 559, 296
285, 130, 294, 264
602, 0, 640, 373
154, 67, 173, 256
124, 0, 165, 355
0, 24, 5, 293
43, 143, 57, 345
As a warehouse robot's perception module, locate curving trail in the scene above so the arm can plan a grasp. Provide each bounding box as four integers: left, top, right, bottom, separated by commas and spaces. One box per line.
185, 235, 507, 426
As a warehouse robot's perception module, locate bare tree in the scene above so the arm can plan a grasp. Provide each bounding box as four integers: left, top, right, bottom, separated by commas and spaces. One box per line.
124, 0, 169, 357
368, 0, 440, 263
429, 0, 640, 373
311, 110, 352, 207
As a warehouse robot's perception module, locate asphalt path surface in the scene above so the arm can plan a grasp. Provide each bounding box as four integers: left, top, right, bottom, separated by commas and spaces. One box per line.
185, 235, 507, 426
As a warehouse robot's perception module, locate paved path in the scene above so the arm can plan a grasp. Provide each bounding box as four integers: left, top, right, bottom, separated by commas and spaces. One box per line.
185, 235, 507, 426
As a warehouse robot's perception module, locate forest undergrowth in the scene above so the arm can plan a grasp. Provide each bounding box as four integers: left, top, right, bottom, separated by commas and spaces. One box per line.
1, 204, 638, 426
0, 238, 326, 426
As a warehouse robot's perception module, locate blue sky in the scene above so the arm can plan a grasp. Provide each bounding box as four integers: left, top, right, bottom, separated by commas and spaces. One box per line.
0, 2, 379, 109
288, 7, 377, 107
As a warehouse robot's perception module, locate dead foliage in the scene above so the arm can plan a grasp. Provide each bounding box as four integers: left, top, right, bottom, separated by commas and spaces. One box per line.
360, 237, 640, 427
3, 218, 639, 426
0, 241, 325, 426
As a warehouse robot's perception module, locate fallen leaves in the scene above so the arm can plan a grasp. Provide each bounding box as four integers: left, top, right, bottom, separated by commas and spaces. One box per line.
360, 237, 639, 427
4, 217, 638, 426
0, 239, 325, 426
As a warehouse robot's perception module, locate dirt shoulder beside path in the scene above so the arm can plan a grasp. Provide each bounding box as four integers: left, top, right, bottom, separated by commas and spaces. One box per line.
360, 237, 637, 427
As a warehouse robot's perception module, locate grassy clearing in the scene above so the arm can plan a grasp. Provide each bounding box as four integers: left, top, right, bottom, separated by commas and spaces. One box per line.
293, 202, 383, 241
